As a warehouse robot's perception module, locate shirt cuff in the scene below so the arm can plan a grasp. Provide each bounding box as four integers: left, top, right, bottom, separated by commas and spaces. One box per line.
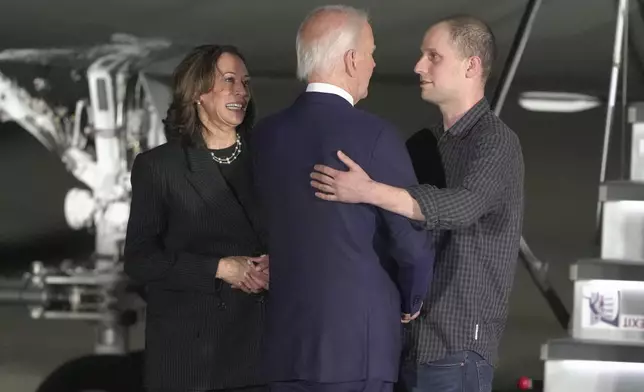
406, 184, 439, 230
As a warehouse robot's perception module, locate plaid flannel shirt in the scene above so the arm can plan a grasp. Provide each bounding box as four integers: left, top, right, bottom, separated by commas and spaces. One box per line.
404, 98, 524, 366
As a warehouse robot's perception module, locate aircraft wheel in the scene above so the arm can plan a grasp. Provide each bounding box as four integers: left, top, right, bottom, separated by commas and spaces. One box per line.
35, 351, 143, 392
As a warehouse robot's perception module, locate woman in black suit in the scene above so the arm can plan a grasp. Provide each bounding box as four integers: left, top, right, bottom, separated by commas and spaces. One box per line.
124, 44, 269, 392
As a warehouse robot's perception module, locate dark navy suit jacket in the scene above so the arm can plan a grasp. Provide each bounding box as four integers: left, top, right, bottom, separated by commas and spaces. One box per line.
251, 92, 434, 383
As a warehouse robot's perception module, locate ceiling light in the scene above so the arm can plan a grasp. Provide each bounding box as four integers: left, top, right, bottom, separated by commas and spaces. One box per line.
518, 91, 602, 113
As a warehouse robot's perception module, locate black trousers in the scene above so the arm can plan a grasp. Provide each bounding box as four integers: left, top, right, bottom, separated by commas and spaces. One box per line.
270, 380, 393, 392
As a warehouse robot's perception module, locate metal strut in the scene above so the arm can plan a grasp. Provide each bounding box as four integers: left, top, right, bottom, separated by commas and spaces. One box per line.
490, 0, 571, 330
596, 0, 630, 237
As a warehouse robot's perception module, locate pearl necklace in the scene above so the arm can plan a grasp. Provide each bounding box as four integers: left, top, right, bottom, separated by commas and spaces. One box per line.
210, 133, 242, 164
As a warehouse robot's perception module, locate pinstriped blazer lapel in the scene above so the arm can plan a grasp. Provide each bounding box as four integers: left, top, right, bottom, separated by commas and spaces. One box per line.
184, 146, 252, 232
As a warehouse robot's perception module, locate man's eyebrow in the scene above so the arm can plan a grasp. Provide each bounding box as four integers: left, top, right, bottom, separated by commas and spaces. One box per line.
422, 47, 440, 55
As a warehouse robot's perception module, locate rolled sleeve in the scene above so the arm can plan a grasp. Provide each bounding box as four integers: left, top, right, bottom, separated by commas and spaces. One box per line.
407, 184, 440, 230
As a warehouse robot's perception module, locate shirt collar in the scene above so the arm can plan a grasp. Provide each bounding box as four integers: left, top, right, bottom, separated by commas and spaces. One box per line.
306, 83, 354, 106
432, 97, 490, 139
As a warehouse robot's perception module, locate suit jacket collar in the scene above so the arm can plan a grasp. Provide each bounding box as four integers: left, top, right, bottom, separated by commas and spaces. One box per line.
305, 83, 355, 106
182, 132, 266, 249
185, 146, 213, 172
184, 146, 238, 223
296, 91, 354, 109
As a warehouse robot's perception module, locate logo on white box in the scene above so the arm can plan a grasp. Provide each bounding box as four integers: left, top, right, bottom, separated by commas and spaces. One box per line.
584, 288, 644, 330
586, 290, 620, 327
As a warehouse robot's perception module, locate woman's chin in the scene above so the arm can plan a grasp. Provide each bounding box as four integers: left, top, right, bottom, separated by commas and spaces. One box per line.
224, 112, 246, 126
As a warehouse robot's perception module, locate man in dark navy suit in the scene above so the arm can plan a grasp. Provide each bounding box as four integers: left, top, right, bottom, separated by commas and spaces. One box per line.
251, 5, 435, 392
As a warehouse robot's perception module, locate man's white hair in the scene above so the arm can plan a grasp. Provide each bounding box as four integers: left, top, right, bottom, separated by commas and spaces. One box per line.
295, 5, 369, 81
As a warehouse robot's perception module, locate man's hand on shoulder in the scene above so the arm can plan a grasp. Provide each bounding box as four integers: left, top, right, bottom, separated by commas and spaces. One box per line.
310, 150, 375, 204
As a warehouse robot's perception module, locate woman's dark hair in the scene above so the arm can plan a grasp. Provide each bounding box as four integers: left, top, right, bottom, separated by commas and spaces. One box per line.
163, 44, 256, 147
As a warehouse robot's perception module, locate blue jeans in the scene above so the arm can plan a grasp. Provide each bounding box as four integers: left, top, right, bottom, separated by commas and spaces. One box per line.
271, 380, 393, 392
397, 351, 494, 392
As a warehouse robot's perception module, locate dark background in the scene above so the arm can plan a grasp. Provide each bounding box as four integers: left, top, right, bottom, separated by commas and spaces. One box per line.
1, 0, 644, 390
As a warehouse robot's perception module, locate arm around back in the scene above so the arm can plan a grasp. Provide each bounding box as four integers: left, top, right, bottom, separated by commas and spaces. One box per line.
368, 124, 435, 315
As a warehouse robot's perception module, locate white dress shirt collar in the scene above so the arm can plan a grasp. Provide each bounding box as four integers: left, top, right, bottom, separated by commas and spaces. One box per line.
305, 83, 354, 106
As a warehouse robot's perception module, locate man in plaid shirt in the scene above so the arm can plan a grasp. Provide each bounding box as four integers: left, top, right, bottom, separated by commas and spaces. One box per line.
310, 15, 524, 392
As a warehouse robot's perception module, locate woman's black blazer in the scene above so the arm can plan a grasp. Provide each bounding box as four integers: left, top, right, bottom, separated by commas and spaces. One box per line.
123, 133, 267, 391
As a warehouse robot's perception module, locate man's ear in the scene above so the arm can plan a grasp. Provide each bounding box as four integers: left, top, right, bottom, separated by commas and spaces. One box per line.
465, 56, 482, 79
344, 49, 357, 77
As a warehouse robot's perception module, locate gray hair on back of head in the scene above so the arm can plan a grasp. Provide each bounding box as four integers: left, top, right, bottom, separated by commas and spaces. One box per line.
295, 5, 369, 81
